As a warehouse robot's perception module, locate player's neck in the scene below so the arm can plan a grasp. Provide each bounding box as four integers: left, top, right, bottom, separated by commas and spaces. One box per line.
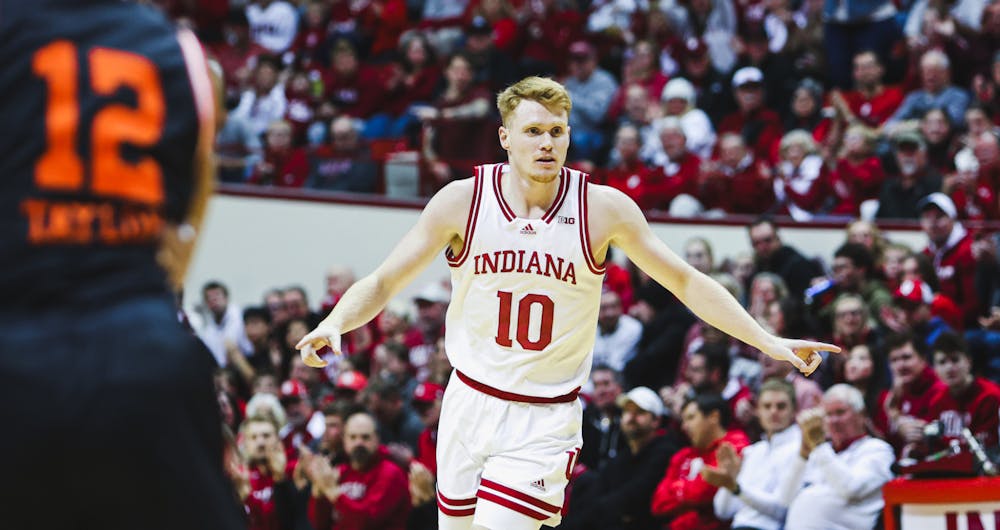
502, 166, 562, 217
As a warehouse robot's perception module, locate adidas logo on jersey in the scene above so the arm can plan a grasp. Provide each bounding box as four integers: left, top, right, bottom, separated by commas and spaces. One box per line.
529, 478, 546, 492
520, 223, 536, 235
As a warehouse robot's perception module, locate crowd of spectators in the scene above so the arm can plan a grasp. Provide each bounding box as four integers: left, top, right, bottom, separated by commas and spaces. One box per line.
190, 198, 1000, 529
144, 0, 1000, 528
164, 0, 1000, 219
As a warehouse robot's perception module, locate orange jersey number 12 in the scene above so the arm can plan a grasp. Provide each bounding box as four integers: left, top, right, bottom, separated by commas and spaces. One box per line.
32, 40, 165, 206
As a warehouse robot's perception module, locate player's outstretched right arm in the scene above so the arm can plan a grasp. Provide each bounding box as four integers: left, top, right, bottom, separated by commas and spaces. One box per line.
296, 180, 474, 367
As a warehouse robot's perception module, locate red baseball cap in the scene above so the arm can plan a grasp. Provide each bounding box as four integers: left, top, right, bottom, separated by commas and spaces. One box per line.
280, 379, 309, 401
335, 370, 368, 392
413, 382, 445, 404
894, 279, 933, 305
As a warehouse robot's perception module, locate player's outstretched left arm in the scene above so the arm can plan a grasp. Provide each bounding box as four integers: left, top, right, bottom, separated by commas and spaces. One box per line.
591, 186, 839, 375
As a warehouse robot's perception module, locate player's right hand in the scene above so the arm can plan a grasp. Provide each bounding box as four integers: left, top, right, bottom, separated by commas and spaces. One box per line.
295, 325, 342, 368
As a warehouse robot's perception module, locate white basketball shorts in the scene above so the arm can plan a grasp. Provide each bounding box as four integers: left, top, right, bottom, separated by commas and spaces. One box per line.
435, 370, 583, 529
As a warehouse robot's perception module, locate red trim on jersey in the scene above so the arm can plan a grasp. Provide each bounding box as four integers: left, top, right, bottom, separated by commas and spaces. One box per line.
541, 167, 570, 224
480, 479, 561, 514
492, 165, 516, 221
578, 175, 606, 275
456, 370, 580, 404
493, 164, 569, 223
446, 166, 484, 267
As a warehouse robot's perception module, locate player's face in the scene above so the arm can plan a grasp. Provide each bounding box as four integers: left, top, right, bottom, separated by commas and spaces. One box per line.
757, 390, 795, 435
499, 100, 569, 185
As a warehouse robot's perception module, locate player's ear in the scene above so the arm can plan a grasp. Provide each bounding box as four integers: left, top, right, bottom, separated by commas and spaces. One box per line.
498, 125, 509, 150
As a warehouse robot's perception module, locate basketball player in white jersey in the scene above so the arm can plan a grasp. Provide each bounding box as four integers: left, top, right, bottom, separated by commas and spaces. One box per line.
297, 76, 840, 530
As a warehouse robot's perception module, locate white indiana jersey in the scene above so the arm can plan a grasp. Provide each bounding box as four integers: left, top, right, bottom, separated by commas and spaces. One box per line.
444, 163, 606, 397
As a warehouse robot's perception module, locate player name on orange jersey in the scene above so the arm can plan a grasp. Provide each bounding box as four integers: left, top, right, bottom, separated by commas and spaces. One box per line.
21, 198, 163, 246
472, 249, 577, 285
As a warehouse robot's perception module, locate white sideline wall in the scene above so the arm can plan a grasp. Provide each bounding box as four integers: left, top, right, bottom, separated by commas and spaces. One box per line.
184, 194, 927, 314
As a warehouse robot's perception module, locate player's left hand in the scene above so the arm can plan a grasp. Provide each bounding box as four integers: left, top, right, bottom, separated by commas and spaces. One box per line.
762, 338, 841, 377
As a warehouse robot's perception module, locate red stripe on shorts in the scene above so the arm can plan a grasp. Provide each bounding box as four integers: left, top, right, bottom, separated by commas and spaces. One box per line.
437, 490, 477, 506
480, 479, 561, 514
476, 490, 550, 521
456, 371, 579, 404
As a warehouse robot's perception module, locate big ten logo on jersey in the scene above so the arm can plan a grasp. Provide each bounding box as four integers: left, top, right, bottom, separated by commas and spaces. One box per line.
557, 215, 575, 225
22, 41, 167, 246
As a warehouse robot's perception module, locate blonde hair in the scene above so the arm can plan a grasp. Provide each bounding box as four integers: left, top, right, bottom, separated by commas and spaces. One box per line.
779, 129, 818, 156
496, 76, 572, 125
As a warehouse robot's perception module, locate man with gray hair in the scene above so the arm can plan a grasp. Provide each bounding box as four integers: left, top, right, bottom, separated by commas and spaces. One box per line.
780, 384, 894, 530
887, 49, 971, 126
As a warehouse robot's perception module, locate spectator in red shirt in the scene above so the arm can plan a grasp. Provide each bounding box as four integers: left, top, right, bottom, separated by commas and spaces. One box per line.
651, 393, 751, 530
718, 66, 784, 163
306, 412, 411, 530
366, 33, 442, 141
603, 123, 658, 207
829, 50, 905, 130
320, 39, 386, 120
928, 331, 1000, 450
607, 40, 671, 123
772, 129, 829, 221
309, 401, 353, 467
684, 343, 755, 432
699, 133, 775, 215
947, 149, 999, 221
920, 107, 959, 174
515, 0, 582, 77
646, 118, 702, 212
208, 9, 267, 102
279, 379, 317, 458
464, 0, 519, 53
828, 124, 886, 217
918, 192, 981, 328
783, 77, 834, 148
356, 0, 409, 59
293, 1, 332, 68
239, 415, 299, 530
874, 331, 943, 454
283, 69, 318, 144
411, 381, 444, 476
249, 120, 310, 187
418, 52, 497, 191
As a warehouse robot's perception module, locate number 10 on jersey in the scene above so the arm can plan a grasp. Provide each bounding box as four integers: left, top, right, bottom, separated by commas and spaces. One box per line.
495, 291, 554, 351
